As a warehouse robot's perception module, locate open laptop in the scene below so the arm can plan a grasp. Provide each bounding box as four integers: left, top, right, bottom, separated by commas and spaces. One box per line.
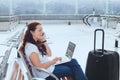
55, 41, 76, 65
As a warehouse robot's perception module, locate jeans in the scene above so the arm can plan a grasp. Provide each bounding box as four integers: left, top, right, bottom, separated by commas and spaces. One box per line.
46, 59, 87, 80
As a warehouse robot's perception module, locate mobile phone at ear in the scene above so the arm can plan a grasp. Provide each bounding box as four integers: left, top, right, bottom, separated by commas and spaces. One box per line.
42, 33, 44, 36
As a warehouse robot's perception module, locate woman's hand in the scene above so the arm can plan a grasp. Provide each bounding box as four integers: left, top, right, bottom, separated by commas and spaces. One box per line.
51, 57, 61, 64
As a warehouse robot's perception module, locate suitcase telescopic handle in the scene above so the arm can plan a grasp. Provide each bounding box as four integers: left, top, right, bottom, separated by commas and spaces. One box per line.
94, 29, 105, 54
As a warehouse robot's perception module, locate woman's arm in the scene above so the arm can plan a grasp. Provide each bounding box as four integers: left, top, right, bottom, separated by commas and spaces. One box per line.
29, 52, 61, 68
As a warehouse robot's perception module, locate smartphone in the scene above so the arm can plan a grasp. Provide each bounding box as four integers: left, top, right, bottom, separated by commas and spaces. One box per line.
42, 32, 44, 36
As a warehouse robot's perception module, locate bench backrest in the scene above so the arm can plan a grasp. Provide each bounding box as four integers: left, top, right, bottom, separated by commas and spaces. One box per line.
10, 60, 24, 80
18, 50, 33, 80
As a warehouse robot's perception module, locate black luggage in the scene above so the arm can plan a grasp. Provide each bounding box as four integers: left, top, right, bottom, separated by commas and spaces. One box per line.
85, 29, 119, 80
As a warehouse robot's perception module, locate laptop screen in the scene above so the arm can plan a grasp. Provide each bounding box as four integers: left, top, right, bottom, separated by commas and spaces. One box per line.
65, 41, 76, 59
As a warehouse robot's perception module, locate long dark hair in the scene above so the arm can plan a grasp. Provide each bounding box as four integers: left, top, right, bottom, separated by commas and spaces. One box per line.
20, 21, 47, 56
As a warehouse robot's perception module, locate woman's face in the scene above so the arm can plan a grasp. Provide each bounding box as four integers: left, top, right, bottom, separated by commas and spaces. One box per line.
31, 25, 43, 41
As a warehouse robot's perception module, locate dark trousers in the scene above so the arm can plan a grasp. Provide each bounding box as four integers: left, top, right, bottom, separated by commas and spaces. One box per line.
46, 59, 87, 80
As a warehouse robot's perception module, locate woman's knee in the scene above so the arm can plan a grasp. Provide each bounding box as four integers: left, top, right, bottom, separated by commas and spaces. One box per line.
71, 58, 77, 62
53, 66, 73, 77
71, 59, 79, 65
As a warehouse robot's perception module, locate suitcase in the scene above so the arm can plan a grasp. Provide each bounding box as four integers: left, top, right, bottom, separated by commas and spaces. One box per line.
85, 29, 119, 80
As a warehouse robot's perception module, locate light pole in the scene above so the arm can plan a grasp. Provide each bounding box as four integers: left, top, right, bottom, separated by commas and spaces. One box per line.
105, 0, 109, 14
9, 0, 13, 16
75, 0, 78, 15
43, 0, 46, 14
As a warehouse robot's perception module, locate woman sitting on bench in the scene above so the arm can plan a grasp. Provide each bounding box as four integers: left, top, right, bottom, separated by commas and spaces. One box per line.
20, 21, 87, 80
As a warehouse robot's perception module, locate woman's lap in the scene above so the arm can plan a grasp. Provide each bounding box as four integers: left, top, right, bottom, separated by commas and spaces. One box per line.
46, 65, 73, 80
46, 59, 87, 80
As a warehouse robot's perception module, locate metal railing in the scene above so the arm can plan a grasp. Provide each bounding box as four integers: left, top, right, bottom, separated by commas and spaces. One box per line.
0, 14, 120, 28
0, 16, 19, 31
82, 14, 120, 28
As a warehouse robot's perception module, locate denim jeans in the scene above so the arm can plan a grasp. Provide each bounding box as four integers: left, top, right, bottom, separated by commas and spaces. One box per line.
46, 59, 87, 80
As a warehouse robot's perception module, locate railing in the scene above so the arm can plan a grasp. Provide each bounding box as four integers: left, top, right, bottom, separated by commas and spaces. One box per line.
1, 14, 120, 28
0, 16, 19, 31
18, 14, 85, 20
82, 14, 120, 28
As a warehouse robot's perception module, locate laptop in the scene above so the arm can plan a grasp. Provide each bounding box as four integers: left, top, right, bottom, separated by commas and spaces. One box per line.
55, 41, 76, 65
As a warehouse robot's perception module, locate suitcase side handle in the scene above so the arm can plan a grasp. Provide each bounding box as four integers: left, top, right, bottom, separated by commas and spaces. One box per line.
94, 29, 105, 54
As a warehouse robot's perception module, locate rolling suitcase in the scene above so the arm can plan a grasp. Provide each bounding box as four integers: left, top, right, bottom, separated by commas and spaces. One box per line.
85, 29, 119, 80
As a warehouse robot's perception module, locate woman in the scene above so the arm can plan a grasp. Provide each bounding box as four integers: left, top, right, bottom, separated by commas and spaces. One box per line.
20, 21, 87, 80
